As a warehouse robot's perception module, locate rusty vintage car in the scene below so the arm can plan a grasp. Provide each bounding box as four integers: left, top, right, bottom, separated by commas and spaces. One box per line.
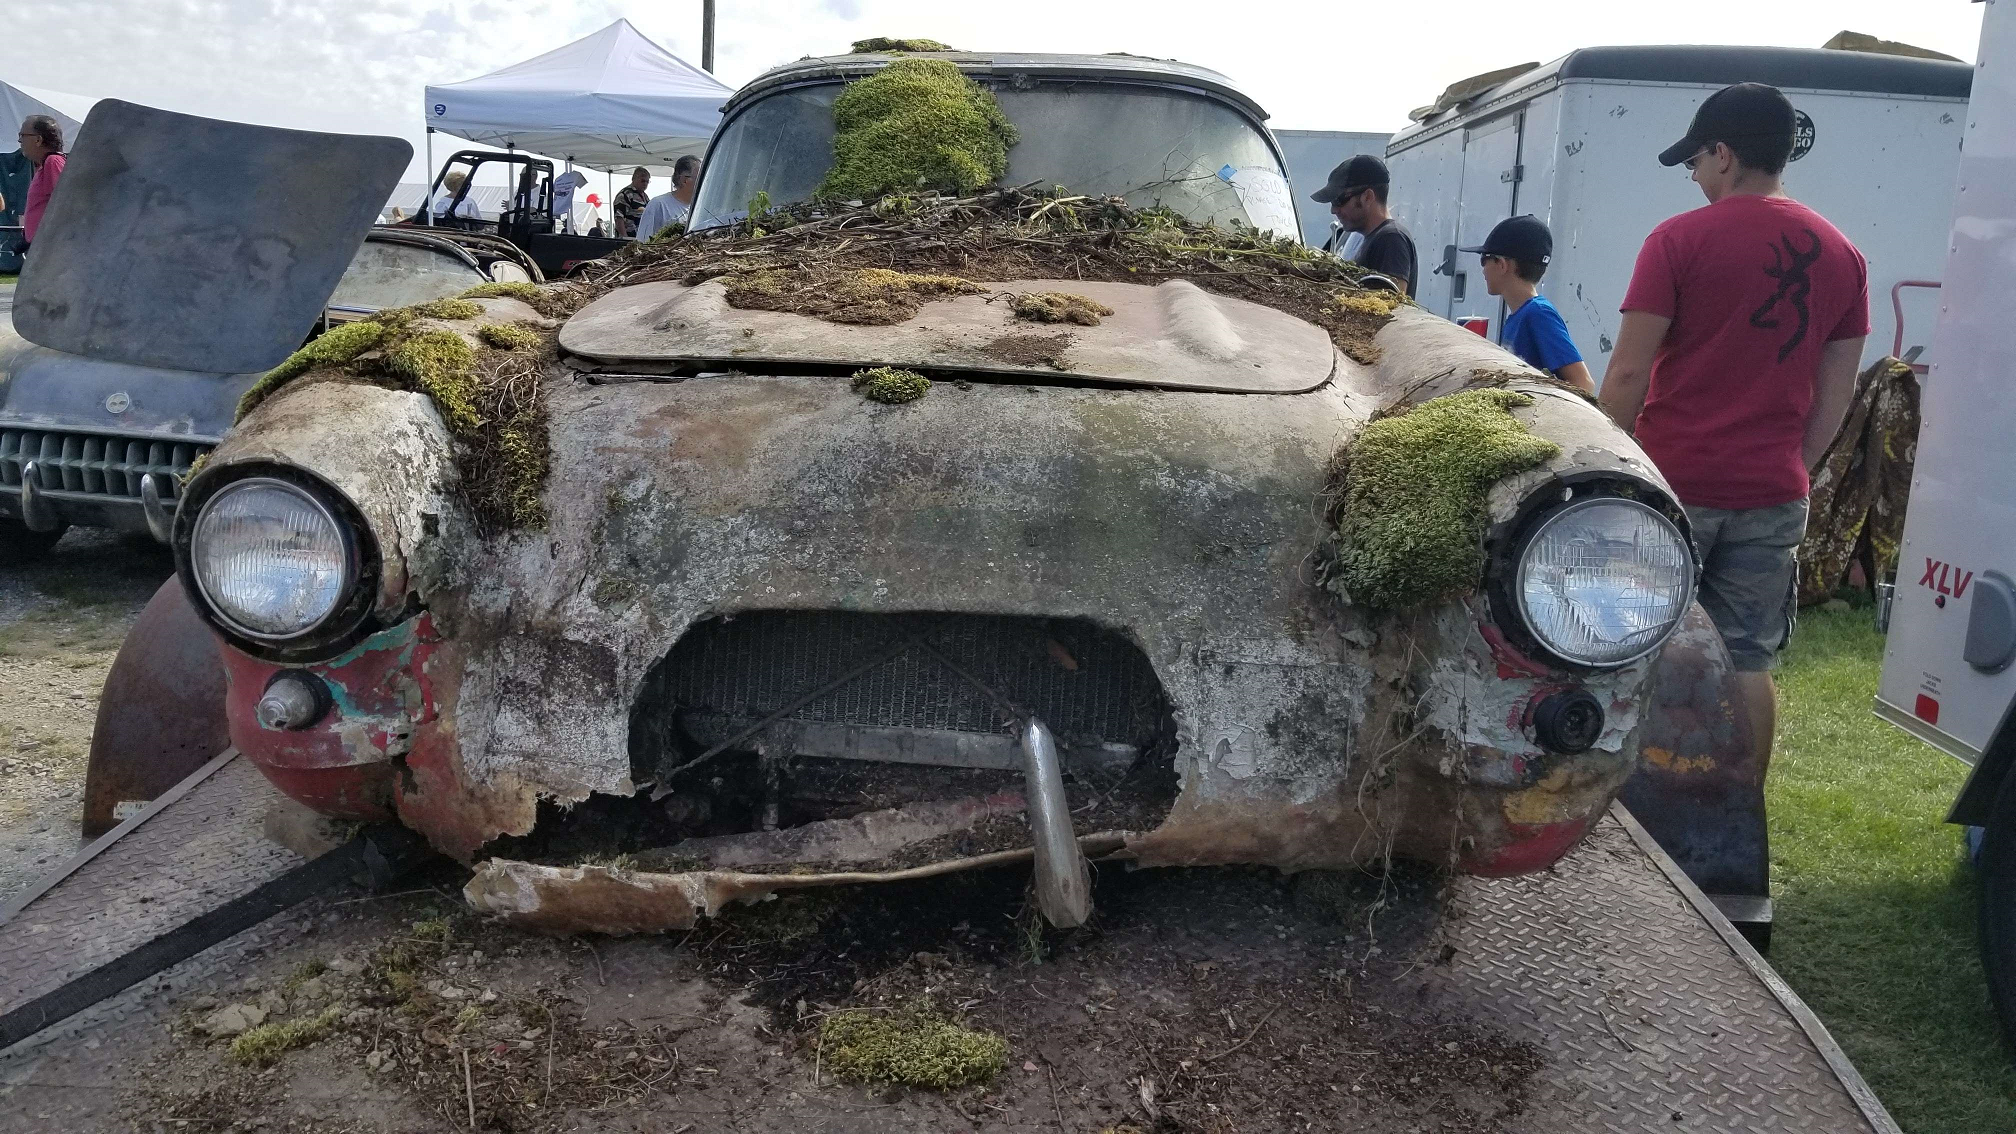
91, 52, 1761, 934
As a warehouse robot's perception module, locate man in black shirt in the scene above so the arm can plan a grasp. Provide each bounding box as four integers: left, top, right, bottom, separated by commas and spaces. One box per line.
1310, 154, 1418, 298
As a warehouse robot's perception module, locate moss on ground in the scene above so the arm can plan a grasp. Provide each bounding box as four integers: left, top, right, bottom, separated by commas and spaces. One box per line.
724, 266, 983, 326
819, 1002, 1007, 1089
1007, 291, 1113, 326
1330, 389, 1558, 610
477, 321, 544, 351
236, 320, 386, 419
852, 366, 931, 404
819, 57, 1016, 201
227, 1006, 344, 1066
851, 37, 955, 53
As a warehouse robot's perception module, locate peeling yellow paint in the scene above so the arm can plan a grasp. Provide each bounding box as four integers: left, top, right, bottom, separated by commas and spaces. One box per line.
1502, 766, 1606, 826
1641, 745, 1716, 775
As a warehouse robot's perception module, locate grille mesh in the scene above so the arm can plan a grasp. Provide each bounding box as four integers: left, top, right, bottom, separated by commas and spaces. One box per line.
0, 429, 209, 500
651, 611, 1167, 748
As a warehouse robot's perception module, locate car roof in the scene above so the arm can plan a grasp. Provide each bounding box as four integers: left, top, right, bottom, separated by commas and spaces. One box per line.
725, 51, 1273, 125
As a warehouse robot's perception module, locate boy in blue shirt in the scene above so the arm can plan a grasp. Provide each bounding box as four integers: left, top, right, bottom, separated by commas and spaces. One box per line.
1463, 215, 1594, 394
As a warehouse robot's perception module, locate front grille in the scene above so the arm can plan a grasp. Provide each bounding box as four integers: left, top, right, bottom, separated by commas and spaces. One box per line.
642, 611, 1170, 752
0, 429, 209, 500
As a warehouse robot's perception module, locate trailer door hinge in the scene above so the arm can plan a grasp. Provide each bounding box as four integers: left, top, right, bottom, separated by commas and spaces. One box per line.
1500, 165, 1524, 184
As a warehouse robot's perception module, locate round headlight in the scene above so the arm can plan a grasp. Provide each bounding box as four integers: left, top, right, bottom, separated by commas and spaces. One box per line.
1515, 496, 1694, 667
191, 478, 356, 640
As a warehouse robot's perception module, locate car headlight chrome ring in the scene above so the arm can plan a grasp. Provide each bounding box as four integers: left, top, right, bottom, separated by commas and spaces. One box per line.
189, 476, 361, 643
1512, 495, 1695, 669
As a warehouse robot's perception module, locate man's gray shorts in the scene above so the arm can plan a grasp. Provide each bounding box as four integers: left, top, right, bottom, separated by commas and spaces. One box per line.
1683, 498, 1809, 673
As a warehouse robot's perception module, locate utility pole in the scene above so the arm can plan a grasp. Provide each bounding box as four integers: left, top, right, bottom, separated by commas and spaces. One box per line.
702, 0, 716, 73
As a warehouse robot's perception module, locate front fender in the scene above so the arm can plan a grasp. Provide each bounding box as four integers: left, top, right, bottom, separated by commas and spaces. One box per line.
83, 578, 231, 836
1616, 604, 1767, 902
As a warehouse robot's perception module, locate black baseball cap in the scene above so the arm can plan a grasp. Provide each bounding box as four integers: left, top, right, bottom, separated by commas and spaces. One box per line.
1460, 214, 1551, 264
1657, 82, 1796, 167
1311, 154, 1389, 203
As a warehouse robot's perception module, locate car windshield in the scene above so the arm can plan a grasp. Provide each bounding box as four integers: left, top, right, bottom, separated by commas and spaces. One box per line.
693, 79, 1298, 239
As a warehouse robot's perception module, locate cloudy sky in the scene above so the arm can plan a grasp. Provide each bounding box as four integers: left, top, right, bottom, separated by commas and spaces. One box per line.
5, 0, 1988, 181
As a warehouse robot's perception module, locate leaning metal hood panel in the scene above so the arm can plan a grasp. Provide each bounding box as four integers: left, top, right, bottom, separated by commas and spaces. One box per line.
558, 277, 1336, 393
14, 101, 411, 374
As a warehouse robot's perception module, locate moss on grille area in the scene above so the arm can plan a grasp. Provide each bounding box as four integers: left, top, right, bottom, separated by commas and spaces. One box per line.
1330, 389, 1559, 610
818, 58, 1017, 201
819, 1003, 1007, 1089
852, 366, 932, 404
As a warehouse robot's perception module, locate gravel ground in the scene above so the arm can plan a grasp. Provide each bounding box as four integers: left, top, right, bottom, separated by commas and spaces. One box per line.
0, 528, 173, 904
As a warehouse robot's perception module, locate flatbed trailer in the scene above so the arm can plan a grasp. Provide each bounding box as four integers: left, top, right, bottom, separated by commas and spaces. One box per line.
0, 752, 1899, 1132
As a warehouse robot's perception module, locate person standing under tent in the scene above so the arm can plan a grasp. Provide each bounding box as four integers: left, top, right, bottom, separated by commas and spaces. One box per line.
17, 115, 66, 253
637, 156, 702, 241
613, 167, 651, 238
1599, 82, 1868, 771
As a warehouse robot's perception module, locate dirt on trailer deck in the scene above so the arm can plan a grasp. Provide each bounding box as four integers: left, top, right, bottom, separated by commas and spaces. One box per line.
5, 858, 1547, 1134
0, 532, 170, 903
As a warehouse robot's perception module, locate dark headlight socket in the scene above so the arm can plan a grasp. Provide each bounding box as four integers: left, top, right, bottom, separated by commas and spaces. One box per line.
172, 462, 384, 665
1483, 475, 1694, 674
1531, 689, 1605, 755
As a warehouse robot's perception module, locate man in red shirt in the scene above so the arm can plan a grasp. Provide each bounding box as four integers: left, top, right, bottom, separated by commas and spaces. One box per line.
1600, 82, 1868, 767
17, 115, 67, 250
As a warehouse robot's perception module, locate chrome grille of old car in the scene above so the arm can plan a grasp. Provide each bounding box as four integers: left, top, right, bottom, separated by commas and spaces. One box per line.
0, 429, 209, 500
633, 611, 1171, 778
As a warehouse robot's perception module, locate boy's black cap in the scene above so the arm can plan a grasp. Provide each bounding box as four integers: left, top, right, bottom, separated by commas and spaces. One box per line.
1658, 82, 1795, 167
1311, 154, 1389, 203
1460, 214, 1551, 264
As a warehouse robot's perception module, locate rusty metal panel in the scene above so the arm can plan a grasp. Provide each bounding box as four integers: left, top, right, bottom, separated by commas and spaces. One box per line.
558, 277, 1338, 392
81, 579, 230, 837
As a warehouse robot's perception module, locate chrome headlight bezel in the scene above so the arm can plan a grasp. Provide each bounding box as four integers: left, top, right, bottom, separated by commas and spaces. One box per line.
174, 465, 380, 661
1488, 481, 1697, 671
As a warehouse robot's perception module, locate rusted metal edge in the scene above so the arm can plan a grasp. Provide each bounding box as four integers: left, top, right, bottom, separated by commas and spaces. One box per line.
1613, 802, 1903, 1134
0, 748, 239, 930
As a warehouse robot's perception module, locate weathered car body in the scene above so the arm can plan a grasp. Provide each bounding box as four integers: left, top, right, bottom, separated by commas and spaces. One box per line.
102, 53, 1755, 931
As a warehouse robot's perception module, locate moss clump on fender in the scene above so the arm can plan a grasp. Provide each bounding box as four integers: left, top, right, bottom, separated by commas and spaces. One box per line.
852, 366, 931, 404
1331, 389, 1559, 610
459, 281, 542, 303
384, 330, 481, 433
819, 58, 1017, 201
477, 321, 544, 351
236, 320, 387, 419
819, 1003, 1007, 1088
851, 37, 956, 53
408, 297, 484, 321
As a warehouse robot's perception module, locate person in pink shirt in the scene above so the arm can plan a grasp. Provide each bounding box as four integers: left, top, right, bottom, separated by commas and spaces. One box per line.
18, 114, 67, 249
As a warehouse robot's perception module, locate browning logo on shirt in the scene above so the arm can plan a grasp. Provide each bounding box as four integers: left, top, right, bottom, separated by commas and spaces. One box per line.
1748, 228, 1823, 363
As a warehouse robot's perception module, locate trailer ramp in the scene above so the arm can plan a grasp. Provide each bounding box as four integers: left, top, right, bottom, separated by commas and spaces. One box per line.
0, 755, 1897, 1132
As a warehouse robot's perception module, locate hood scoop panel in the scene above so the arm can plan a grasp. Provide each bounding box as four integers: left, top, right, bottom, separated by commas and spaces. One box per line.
558, 277, 1335, 393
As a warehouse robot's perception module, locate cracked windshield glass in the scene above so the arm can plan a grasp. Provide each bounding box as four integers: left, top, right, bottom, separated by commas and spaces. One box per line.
693, 81, 1298, 237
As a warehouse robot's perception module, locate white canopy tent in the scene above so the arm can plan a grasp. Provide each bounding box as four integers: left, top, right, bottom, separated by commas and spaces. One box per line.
2, 80, 93, 144
422, 20, 732, 174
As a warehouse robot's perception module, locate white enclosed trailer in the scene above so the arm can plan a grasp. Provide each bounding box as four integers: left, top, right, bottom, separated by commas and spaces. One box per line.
1875, 0, 2016, 1048
1274, 128, 1395, 250
1384, 47, 1971, 378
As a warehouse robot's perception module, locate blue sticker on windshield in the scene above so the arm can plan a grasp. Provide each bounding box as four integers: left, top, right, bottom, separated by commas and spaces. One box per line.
1217, 164, 1237, 182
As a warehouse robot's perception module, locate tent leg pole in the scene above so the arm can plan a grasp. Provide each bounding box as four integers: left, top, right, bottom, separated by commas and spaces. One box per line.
423, 128, 434, 227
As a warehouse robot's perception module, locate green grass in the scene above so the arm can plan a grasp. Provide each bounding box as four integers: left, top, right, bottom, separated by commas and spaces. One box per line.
1771, 604, 2016, 1131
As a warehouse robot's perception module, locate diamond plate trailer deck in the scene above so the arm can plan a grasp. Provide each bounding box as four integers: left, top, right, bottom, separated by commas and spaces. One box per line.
0, 753, 1899, 1133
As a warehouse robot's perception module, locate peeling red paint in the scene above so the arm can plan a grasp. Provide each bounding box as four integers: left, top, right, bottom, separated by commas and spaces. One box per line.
1478, 623, 1556, 681
1460, 815, 1595, 876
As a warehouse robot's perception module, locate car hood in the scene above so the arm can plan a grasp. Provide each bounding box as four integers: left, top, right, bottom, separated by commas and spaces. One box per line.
557, 277, 1337, 393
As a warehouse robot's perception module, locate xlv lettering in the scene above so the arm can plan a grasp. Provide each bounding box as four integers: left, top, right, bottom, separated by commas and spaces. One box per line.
1918, 558, 1975, 599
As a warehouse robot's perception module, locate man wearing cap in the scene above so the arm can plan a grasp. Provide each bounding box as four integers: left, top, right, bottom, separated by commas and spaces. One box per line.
1465, 214, 1592, 393
1600, 82, 1868, 766
1311, 154, 1417, 298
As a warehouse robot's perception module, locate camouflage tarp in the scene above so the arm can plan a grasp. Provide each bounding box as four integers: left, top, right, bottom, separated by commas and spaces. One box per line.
1798, 357, 1920, 606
